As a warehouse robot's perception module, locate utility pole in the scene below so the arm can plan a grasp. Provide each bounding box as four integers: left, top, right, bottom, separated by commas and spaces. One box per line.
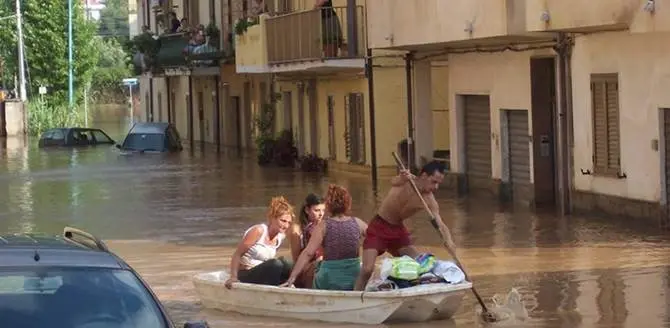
68, 0, 74, 109
15, 0, 27, 101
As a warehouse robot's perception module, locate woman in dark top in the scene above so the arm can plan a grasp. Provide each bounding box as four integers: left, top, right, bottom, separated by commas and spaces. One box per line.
314, 0, 343, 56
282, 184, 367, 291
288, 193, 325, 288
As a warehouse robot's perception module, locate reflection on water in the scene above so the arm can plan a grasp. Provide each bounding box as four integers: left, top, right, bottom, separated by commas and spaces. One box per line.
1, 107, 670, 327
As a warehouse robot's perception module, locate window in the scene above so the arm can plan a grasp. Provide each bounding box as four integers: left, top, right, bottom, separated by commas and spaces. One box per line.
0, 268, 168, 328
92, 130, 113, 144
590, 73, 621, 176
52, 129, 65, 141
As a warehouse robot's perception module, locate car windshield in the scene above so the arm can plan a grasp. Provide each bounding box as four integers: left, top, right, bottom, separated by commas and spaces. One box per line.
122, 133, 165, 151
0, 268, 169, 328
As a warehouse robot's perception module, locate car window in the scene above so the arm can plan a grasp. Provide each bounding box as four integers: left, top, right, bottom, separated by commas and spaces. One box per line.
122, 133, 165, 151
52, 130, 65, 141
0, 268, 168, 328
92, 130, 113, 143
41, 130, 54, 140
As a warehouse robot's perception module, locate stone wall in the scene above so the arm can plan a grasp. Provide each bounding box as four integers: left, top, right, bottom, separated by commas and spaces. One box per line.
571, 190, 669, 228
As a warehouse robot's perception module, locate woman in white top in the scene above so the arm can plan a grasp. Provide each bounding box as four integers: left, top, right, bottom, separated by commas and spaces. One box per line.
225, 196, 294, 288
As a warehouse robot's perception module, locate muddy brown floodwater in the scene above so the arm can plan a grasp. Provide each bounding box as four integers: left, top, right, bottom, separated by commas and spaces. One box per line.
1, 114, 670, 328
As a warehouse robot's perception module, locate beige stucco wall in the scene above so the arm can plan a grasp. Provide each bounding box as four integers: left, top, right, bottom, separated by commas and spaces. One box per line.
448, 48, 553, 183
316, 76, 369, 162
571, 31, 670, 202
431, 64, 450, 151
138, 75, 151, 123
151, 77, 167, 123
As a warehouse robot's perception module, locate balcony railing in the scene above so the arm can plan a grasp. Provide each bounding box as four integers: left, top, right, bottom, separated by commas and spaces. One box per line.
265, 6, 366, 64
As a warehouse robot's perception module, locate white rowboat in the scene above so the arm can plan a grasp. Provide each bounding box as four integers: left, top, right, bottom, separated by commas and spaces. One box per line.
192, 270, 473, 325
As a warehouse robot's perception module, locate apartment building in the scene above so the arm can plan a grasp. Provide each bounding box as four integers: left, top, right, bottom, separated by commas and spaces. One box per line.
366, 0, 670, 224
234, 0, 451, 177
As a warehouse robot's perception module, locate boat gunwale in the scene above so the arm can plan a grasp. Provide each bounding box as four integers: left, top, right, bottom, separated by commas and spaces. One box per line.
193, 271, 473, 299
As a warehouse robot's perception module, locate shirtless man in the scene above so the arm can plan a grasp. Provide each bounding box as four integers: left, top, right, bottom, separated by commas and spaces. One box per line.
353, 160, 455, 291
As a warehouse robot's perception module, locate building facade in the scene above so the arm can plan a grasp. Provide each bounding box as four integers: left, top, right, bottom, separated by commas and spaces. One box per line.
366, 0, 670, 224
133, 0, 452, 179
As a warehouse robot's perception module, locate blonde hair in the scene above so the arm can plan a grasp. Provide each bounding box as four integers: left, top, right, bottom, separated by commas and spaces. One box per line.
266, 196, 295, 222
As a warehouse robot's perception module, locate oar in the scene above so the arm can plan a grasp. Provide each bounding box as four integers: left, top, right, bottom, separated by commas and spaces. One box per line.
391, 152, 497, 322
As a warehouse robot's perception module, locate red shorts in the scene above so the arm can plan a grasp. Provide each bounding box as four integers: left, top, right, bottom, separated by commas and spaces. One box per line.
362, 215, 411, 256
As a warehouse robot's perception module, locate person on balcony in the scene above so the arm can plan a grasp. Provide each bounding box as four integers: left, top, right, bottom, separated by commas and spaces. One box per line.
314, 0, 343, 57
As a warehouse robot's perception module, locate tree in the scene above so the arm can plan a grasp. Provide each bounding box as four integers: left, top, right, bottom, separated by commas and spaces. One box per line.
98, 0, 129, 43
0, 0, 99, 102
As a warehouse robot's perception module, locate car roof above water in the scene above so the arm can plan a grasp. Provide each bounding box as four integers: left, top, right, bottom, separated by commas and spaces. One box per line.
129, 122, 170, 135
0, 233, 124, 269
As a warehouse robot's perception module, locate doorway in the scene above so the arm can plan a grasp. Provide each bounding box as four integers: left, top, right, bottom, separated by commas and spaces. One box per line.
170, 91, 176, 125
501, 109, 532, 205
662, 109, 670, 226
157, 92, 163, 122
297, 83, 305, 155
463, 95, 492, 192
530, 57, 557, 207
197, 91, 205, 144
308, 80, 318, 155
231, 96, 242, 150
345, 93, 365, 164
327, 95, 336, 160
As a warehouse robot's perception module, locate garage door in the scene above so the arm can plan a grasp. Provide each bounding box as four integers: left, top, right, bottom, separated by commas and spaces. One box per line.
507, 110, 531, 203
464, 95, 492, 189
664, 109, 670, 219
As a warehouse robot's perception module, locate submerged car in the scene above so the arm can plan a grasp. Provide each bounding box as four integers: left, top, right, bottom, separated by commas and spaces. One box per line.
38, 127, 116, 148
0, 227, 209, 328
116, 122, 183, 153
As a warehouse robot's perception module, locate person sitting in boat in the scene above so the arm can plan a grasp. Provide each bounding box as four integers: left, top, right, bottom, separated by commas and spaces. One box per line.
281, 184, 368, 290
288, 193, 325, 288
224, 196, 294, 289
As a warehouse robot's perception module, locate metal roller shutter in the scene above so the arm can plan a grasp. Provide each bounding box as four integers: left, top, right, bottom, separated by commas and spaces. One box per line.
464, 96, 492, 188
664, 110, 670, 211
508, 110, 531, 201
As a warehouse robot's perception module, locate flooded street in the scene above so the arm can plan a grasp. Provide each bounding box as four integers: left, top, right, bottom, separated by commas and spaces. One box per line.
1, 111, 670, 328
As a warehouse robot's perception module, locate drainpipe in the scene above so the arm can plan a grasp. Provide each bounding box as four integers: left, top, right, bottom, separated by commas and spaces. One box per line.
346, 0, 358, 56
555, 32, 571, 215
188, 75, 194, 146
366, 48, 378, 186
214, 75, 221, 151
405, 52, 415, 170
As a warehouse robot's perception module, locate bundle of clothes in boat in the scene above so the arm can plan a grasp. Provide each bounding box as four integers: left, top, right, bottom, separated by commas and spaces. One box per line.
365, 253, 466, 291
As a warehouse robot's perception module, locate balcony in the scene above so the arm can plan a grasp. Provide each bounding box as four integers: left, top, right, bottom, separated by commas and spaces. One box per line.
266, 6, 366, 72
234, 16, 269, 73
526, 0, 640, 33
234, 6, 367, 74
366, 0, 547, 50
132, 31, 228, 76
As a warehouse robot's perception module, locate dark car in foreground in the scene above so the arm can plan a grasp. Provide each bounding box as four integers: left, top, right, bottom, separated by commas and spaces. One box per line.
38, 127, 116, 148
0, 227, 208, 328
116, 122, 183, 153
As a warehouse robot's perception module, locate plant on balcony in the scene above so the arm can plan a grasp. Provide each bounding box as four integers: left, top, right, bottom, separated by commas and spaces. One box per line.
129, 32, 161, 73
205, 22, 221, 49
234, 17, 259, 36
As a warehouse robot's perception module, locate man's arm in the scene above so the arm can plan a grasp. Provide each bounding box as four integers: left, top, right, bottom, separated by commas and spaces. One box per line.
425, 194, 456, 251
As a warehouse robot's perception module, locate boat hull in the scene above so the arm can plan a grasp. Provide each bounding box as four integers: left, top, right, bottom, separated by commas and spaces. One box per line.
192, 271, 472, 325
